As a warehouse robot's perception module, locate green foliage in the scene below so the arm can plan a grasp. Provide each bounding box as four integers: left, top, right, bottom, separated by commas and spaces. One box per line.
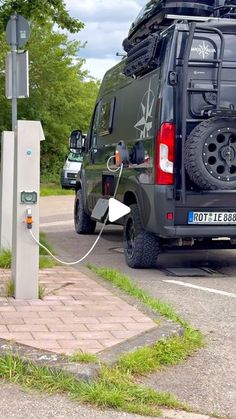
117, 329, 204, 375
6, 280, 14, 297
87, 264, 189, 328
0, 233, 56, 269
39, 232, 54, 256
0, 249, 11, 268
40, 183, 74, 196
0, 353, 185, 415
39, 256, 56, 269
68, 352, 98, 364
38, 285, 46, 300
0, 22, 99, 179
0, 0, 83, 33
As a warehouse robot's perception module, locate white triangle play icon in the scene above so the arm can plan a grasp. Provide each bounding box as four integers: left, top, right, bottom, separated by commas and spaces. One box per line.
108, 198, 130, 222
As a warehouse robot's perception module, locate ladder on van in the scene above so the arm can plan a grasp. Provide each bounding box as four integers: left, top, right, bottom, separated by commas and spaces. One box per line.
181, 22, 226, 203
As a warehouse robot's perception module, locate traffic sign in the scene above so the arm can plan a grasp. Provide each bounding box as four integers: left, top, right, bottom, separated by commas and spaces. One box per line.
6, 15, 30, 48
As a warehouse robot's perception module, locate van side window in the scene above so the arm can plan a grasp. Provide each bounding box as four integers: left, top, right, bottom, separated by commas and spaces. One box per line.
90, 102, 100, 148
99, 97, 116, 136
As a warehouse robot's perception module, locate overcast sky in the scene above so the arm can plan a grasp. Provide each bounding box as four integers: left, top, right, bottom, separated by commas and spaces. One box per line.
65, 0, 146, 79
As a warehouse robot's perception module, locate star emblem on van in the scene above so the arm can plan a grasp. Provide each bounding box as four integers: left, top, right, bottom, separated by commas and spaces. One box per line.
191, 41, 216, 60
135, 80, 154, 139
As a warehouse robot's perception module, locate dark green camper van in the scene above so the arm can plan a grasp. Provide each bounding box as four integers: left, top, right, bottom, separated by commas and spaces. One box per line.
74, 1, 236, 268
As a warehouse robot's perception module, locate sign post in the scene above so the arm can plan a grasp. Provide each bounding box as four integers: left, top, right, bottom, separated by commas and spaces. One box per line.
6, 14, 30, 130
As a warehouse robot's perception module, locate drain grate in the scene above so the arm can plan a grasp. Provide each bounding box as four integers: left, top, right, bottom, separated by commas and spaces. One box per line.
164, 267, 218, 277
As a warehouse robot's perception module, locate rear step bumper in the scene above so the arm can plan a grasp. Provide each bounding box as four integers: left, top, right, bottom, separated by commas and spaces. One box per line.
162, 225, 236, 238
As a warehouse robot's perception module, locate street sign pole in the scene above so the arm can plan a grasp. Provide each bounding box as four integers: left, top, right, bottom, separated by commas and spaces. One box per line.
11, 14, 17, 131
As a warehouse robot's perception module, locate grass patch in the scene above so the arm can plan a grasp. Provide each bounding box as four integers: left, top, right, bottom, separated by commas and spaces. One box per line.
0, 234, 56, 270
117, 328, 203, 375
0, 249, 11, 269
87, 265, 189, 328
39, 256, 56, 269
38, 285, 46, 300
6, 280, 14, 297
68, 352, 98, 364
87, 264, 204, 377
40, 183, 74, 197
0, 354, 185, 416
38, 232, 54, 256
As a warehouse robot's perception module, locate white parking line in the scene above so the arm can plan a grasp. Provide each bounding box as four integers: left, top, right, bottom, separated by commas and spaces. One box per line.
163, 279, 236, 298
40, 220, 73, 228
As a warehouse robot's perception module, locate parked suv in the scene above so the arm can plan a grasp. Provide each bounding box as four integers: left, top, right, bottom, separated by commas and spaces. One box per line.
74, 0, 236, 268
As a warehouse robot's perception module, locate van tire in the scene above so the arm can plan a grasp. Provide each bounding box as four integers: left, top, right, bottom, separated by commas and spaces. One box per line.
74, 189, 96, 234
185, 118, 236, 190
123, 204, 159, 268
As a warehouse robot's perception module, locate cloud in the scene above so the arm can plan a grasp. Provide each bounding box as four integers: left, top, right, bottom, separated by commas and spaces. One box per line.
83, 57, 120, 80
66, 0, 141, 23
65, 0, 146, 78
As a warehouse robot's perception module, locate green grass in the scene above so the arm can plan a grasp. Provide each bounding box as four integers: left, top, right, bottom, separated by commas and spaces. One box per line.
117, 328, 203, 375
38, 232, 55, 256
40, 183, 74, 196
0, 353, 186, 416
68, 352, 98, 364
0, 249, 11, 269
87, 264, 204, 377
0, 233, 56, 270
6, 280, 14, 297
87, 265, 189, 328
38, 285, 46, 300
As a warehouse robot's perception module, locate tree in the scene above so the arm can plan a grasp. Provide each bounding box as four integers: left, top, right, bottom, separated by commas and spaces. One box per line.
0, 0, 83, 33
0, 23, 99, 181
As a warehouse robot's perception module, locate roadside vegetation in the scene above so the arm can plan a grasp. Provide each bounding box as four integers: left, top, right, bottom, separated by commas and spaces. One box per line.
40, 183, 74, 197
0, 233, 56, 270
87, 264, 204, 377
0, 353, 186, 416
0, 263, 205, 417
0, 1, 99, 184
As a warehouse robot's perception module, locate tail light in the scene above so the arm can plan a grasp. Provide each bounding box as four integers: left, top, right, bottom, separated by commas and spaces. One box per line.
155, 122, 175, 185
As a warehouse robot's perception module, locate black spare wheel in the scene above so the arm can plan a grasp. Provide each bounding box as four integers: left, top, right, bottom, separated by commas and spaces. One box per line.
185, 118, 236, 190
123, 204, 160, 268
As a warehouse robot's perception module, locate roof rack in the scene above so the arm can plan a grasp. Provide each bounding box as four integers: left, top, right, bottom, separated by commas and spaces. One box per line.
165, 13, 236, 22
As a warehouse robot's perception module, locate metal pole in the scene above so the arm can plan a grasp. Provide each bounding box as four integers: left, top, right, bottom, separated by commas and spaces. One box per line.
11, 14, 17, 131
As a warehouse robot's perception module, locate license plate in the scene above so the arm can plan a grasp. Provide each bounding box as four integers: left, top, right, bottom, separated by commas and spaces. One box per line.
188, 211, 236, 225
69, 180, 76, 185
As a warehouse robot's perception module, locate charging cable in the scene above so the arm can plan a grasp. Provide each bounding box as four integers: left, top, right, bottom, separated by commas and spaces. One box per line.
29, 160, 124, 265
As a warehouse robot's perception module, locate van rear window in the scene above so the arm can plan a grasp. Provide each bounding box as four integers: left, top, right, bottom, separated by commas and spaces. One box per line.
177, 32, 236, 62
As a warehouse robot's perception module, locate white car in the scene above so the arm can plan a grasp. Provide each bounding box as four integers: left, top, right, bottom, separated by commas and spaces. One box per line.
60, 151, 83, 189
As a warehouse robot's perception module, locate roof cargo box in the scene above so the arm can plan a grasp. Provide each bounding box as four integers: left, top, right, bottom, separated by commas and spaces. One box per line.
128, 0, 215, 42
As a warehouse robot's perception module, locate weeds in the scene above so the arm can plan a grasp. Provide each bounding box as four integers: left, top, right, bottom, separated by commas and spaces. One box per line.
0, 354, 185, 416
68, 352, 98, 364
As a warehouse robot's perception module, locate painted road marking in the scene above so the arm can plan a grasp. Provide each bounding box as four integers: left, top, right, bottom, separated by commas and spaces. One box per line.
163, 279, 236, 298
40, 220, 73, 228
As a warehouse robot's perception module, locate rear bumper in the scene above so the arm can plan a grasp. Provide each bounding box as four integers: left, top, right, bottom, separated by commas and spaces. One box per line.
162, 225, 236, 238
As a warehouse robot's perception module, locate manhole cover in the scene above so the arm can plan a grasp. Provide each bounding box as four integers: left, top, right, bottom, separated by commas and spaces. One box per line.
164, 267, 217, 277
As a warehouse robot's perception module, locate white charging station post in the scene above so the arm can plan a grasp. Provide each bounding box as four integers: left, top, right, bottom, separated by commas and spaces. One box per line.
0, 132, 14, 249
12, 121, 45, 299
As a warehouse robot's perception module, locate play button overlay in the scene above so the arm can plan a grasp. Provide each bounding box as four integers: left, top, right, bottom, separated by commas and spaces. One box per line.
108, 198, 130, 222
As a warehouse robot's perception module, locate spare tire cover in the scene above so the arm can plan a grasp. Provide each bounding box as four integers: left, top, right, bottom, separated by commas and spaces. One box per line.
185, 117, 236, 190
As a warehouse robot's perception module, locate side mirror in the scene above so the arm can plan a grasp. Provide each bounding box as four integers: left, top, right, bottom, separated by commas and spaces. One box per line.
69, 129, 85, 152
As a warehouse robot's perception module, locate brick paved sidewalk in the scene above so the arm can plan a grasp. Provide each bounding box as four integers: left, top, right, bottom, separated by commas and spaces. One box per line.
0, 267, 155, 355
